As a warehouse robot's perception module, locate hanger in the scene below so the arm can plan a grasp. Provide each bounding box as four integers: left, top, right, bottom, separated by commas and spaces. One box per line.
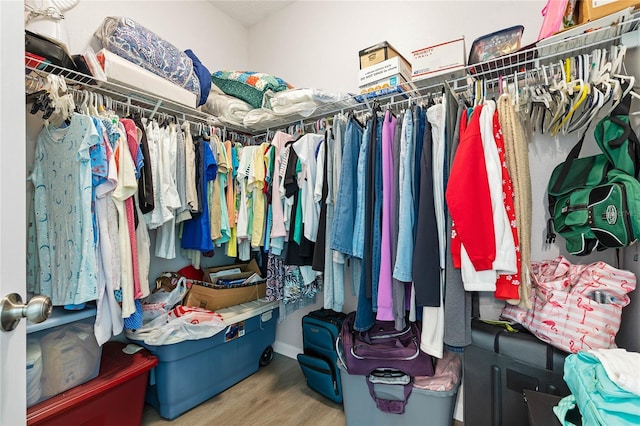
555, 56, 589, 135
545, 61, 569, 134
565, 54, 596, 133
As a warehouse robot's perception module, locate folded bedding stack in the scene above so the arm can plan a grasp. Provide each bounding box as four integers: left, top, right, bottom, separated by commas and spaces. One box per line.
94, 16, 211, 108
203, 70, 357, 128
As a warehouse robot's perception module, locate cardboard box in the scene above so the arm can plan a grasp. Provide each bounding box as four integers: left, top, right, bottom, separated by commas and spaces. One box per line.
358, 56, 412, 88
359, 41, 407, 69
411, 37, 466, 80
183, 283, 267, 313
183, 259, 267, 311
579, 0, 640, 23
203, 258, 264, 284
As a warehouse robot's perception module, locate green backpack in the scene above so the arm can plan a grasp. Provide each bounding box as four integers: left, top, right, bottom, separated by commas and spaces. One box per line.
547, 91, 640, 255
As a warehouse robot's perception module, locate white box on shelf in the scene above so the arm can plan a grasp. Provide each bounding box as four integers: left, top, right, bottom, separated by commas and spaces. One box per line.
358, 56, 412, 88
411, 37, 466, 80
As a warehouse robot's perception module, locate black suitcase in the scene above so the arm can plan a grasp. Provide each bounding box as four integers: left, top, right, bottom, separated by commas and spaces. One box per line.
464, 319, 570, 426
297, 309, 347, 403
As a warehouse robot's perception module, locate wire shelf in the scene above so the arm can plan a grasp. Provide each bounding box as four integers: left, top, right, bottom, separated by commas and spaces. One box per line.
25, 55, 217, 125
449, 12, 640, 89
25, 11, 640, 135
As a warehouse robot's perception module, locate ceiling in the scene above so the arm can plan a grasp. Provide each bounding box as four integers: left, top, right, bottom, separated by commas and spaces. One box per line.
208, 1, 295, 28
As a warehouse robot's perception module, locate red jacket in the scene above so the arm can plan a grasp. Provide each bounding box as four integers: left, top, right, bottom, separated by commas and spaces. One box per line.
446, 105, 495, 271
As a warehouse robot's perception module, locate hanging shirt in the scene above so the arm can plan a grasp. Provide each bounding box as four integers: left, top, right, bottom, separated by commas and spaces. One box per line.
224, 140, 236, 226
330, 117, 363, 257
420, 100, 448, 359
481, 101, 517, 275
183, 123, 199, 214
492, 110, 522, 301
250, 142, 269, 248
31, 113, 100, 306
393, 109, 416, 282
293, 133, 324, 242
174, 126, 190, 223
446, 105, 497, 291
112, 122, 138, 317
270, 131, 293, 238
156, 123, 182, 260
143, 121, 166, 229
120, 118, 143, 298
236, 145, 255, 259
93, 133, 124, 345
413, 114, 440, 307
181, 138, 217, 253
132, 115, 154, 215
215, 139, 231, 246
209, 136, 224, 242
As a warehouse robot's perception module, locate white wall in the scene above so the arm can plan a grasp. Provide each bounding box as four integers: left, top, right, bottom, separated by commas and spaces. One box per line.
248, 0, 548, 93
48, 0, 249, 73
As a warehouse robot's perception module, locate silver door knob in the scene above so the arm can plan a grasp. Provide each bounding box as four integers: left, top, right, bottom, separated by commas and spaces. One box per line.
0, 293, 52, 331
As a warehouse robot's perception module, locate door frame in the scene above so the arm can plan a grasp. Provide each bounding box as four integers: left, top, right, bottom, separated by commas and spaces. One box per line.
1, 0, 28, 424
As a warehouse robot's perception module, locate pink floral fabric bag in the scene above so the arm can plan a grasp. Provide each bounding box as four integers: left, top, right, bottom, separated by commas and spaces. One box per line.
502, 256, 635, 353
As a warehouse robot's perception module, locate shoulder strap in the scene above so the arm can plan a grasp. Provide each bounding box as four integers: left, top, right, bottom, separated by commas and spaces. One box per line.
607, 114, 640, 177
550, 131, 588, 194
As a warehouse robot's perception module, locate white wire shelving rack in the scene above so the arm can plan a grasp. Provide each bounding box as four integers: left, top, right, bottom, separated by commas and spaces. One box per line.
25, 11, 640, 135
25, 56, 218, 127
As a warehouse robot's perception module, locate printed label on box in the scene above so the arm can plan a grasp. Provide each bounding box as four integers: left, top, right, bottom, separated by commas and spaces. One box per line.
225, 321, 246, 342
358, 56, 412, 87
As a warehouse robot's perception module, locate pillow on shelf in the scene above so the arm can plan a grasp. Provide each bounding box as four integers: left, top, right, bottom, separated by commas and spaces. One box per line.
95, 16, 201, 103
211, 71, 293, 109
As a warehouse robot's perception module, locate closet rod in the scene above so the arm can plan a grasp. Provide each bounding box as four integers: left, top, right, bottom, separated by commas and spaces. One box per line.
26, 75, 207, 129
25, 56, 217, 126
250, 80, 447, 136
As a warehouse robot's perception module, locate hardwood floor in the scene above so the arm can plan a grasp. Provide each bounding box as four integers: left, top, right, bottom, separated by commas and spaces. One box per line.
141, 353, 464, 426
141, 353, 346, 426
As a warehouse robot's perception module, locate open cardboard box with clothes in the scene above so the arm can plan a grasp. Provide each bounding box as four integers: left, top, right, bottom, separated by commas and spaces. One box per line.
183, 259, 267, 312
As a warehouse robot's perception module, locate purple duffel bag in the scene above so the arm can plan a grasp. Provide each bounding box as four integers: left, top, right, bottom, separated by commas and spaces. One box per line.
337, 312, 435, 414
339, 312, 434, 377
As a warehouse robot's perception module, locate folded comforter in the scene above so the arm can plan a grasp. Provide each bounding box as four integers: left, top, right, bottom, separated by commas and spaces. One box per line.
201, 91, 254, 127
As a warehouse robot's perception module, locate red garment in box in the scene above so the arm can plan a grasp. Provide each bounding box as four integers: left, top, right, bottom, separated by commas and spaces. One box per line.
27, 341, 157, 426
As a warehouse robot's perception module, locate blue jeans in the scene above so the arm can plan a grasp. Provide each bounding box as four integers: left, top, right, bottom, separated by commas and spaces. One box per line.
354, 256, 374, 331
393, 109, 415, 282
330, 117, 362, 256
355, 116, 377, 331
352, 120, 371, 259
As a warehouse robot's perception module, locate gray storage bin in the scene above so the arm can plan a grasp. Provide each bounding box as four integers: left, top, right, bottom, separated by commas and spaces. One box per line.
339, 351, 461, 426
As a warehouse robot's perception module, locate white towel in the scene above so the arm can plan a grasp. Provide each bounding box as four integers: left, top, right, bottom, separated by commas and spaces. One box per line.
589, 348, 640, 395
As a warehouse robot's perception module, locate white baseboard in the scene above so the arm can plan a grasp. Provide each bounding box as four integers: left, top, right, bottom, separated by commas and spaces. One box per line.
273, 340, 301, 360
